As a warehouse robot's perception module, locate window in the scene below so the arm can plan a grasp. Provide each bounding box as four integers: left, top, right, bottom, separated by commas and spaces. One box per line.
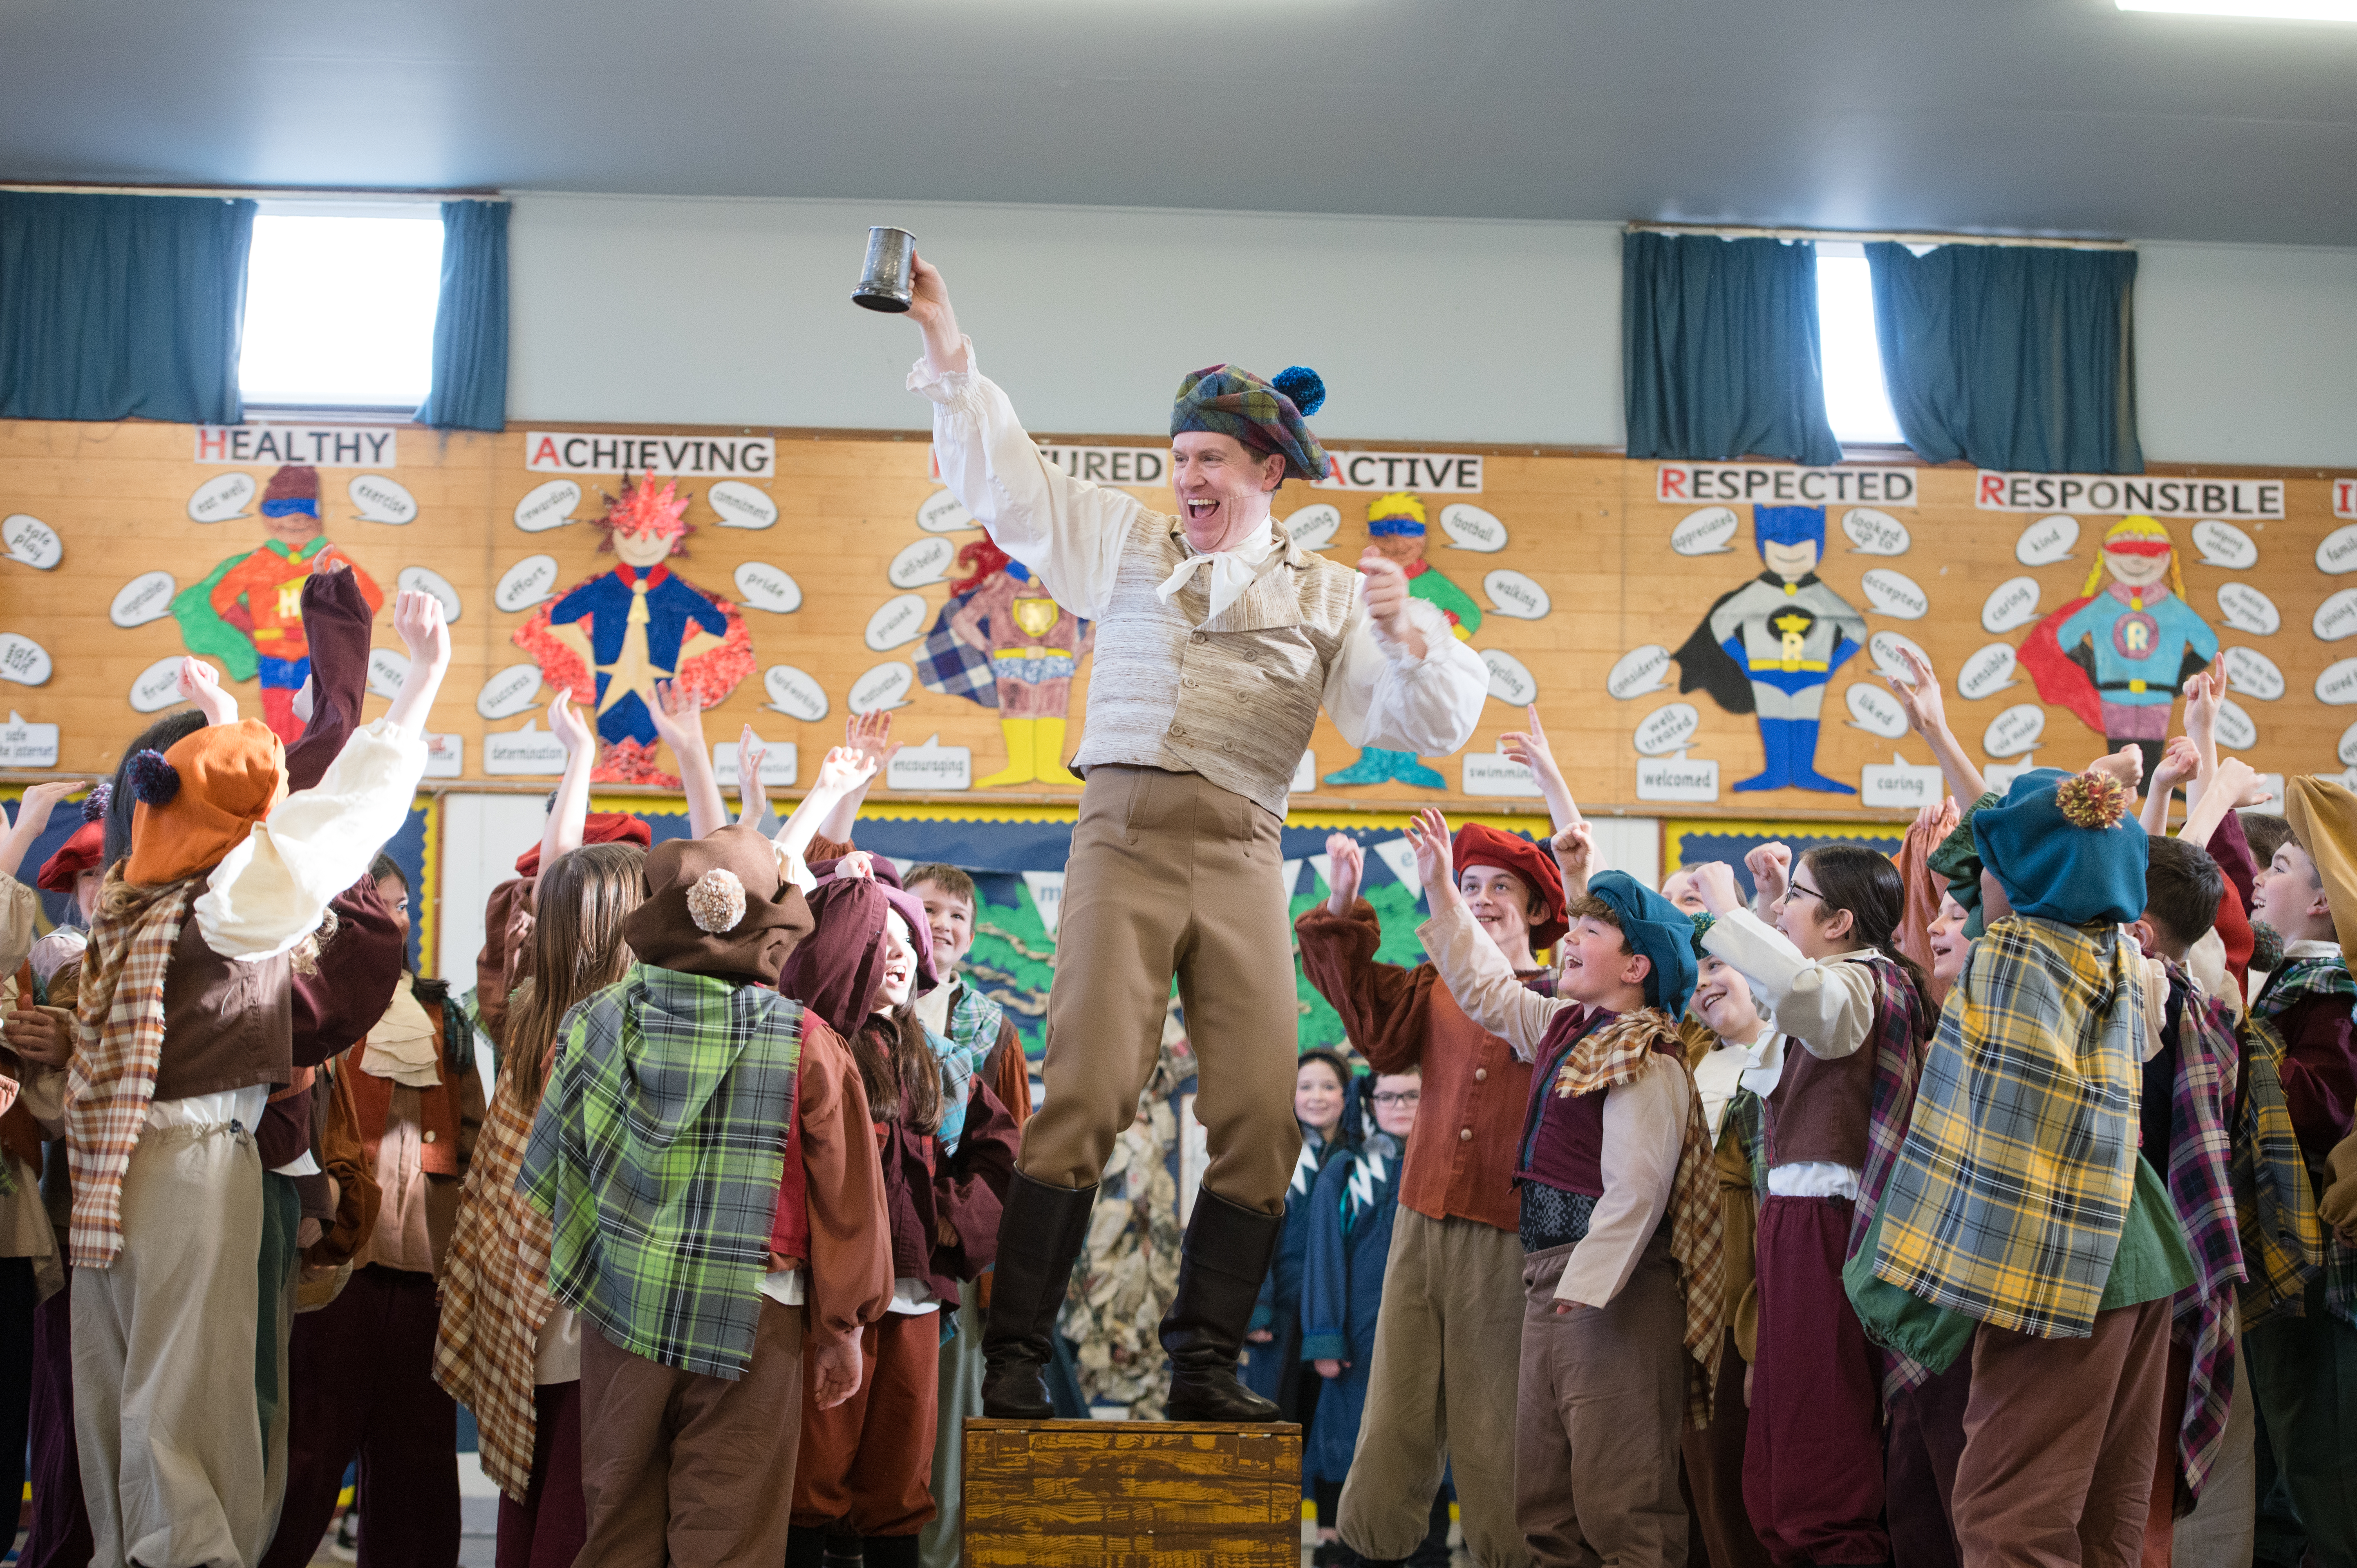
1814, 242, 1906, 447
238, 203, 443, 409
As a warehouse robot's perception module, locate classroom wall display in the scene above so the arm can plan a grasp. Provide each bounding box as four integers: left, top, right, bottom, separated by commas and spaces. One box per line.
0, 416, 2347, 819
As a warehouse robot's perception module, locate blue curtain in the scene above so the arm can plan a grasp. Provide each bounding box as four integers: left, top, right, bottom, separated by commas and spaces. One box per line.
1866, 243, 2141, 474
0, 192, 254, 424
1623, 231, 1842, 467
414, 199, 509, 432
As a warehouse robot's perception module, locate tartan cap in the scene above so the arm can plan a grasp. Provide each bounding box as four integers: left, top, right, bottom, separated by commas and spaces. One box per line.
1171, 364, 1329, 483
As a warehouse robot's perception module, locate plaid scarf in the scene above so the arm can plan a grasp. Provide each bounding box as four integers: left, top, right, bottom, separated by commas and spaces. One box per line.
1840, 952, 1941, 1398
65, 873, 201, 1269
2249, 949, 2356, 1023
434, 1062, 558, 1502
520, 964, 804, 1380
929, 980, 1004, 1156
2231, 1016, 2323, 1331
1549, 1008, 1727, 1427
2158, 961, 2246, 1508
1875, 916, 2146, 1340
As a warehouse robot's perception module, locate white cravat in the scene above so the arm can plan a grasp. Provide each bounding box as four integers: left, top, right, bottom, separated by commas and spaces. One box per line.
1155, 521, 1279, 622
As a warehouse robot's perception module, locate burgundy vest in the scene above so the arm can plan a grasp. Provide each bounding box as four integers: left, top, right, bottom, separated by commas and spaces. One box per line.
1762, 1033, 1877, 1170
155, 917, 293, 1103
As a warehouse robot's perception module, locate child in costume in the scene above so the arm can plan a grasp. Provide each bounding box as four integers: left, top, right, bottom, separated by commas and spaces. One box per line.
1322, 493, 1479, 791
69, 591, 449, 1568
1408, 807, 1723, 1568
1294, 820, 1563, 1566
1244, 1046, 1351, 1423
0, 785, 65, 1553
1675, 504, 1868, 796
1865, 766, 2200, 1568
1692, 842, 1936, 1568
520, 817, 891, 1568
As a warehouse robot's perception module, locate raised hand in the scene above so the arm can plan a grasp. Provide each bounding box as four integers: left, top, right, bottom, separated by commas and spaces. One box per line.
648, 678, 707, 754
1691, 860, 1743, 917
1404, 807, 1455, 907
392, 588, 450, 672
178, 658, 238, 726
736, 725, 771, 825
833, 850, 876, 881
1552, 821, 1596, 898
1498, 707, 1555, 776
546, 689, 595, 756
2182, 664, 2224, 769
1884, 646, 1947, 740
2215, 756, 2273, 809
1356, 552, 1425, 654
847, 709, 906, 773
1745, 842, 1793, 909
1323, 832, 1365, 915
813, 744, 880, 797
2087, 745, 2145, 793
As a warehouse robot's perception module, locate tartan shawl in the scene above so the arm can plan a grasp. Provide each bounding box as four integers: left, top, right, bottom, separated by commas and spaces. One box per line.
433, 1062, 557, 1503
2231, 1016, 2323, 1331
1874, 915, 2146, 1339
2158, 961, 2246, 1508
929, 980, 1003, 1156
1551, 1008, 1726, 1427
65, 873, 201, 1269
519, 964, 804, 1380
2249, 949, 2357, 1023
1845, 951, 1940, 1398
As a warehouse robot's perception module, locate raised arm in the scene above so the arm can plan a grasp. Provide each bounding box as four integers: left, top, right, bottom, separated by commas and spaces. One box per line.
0, 780, 80, 882
1321, 589, 1487, 760
734, 725, 771, 828
539, 690, 595, 872
1500, 706, 1582, 834
1885, 646, 1984, 805
774, 745, 882, 877
2142, 736, 2200, 837
1409, 809, 1574, 1058
647, 679, 727, 839
1297, 835, 1444, 1073
818, 711, 902, 843
1693, 861, 1877, 1060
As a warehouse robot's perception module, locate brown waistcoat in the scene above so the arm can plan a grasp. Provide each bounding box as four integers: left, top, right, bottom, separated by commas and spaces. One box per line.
155, 917, 293, 1102
1762, 1038, 1876, 1171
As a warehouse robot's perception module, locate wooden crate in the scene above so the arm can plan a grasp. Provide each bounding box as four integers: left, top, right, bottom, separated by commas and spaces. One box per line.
961, 1418, 1303, 1567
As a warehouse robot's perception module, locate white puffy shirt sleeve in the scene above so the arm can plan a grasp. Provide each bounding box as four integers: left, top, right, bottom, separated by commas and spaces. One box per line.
195, 718, 428, 960
911, 339, 1143, 621
1701, 907, 1876, 1061
1416, 899, 1575, 1062
1323, 596, 1487, 758
1555, 1056, 1688, 1308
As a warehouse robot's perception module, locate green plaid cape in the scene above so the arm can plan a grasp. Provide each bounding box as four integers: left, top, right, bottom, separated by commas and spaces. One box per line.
518, 964, 804, 1380
1874, 915, 2147, 1339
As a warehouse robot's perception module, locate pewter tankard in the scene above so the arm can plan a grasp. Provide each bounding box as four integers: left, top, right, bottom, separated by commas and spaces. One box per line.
853, 226, 917, 312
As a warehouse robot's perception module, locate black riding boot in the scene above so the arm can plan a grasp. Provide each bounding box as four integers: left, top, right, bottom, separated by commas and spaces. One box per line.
1160, 1188, 1285, 1423
979, 1171, 1096, 1420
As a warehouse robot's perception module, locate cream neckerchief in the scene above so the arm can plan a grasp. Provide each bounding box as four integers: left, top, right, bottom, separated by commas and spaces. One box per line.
1154, 521, 1279, 622
360, 983, 441, 1088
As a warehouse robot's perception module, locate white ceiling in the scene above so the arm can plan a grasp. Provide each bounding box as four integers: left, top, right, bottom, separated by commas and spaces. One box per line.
4, 0, 2355, 245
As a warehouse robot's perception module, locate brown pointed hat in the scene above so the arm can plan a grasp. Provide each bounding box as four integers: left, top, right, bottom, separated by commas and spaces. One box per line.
2285, 776, 2357, 951
622, 823, 814, 984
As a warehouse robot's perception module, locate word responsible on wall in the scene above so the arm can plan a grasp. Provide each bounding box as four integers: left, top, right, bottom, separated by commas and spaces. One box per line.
1974, 471, 2287, 519
523, 432, 777, 475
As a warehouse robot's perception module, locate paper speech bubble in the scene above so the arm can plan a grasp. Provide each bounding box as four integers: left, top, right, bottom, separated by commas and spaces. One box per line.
476, 662, 545, 720
888, 536, 958, 589
2215, 582, 2279, 636
1981, 575, 2042, 633
513, 479, 582, 534
2319, 525, 2357, 577
889, 734, 974, 793
762, 664, 829, 722
2188, 519, 2257, 571
483, 720, 569, 777
347, 474, 417, 525
1634, 702, 1701, 756
916, 490, 978, 535
2340, 721, 2357, 768
708, 480, 779, 530
2015, 514, 2079, 566
1283, 503, 1341, 552
366, 648, 411, 700
2320, 658, 2357, 707
1845, 683, 1909, 738
2216, 698, 2258, 752
1955, 641, 2019, 701
129, 655, 187, 713
713, 737, 799, 787
2222, 645, 2284, 701
0, 711, 60, 768
1608, 644, 1674, 700
1, 514, 62, 570
1670, 506, 1740, 557
848, 660, 915, 714
733, 562, 803, 615
864, 593, 929, 652
1482, 648, 1537, 706
1861, 755, 1945, 810
188, 472, 257, 523
1438, 503, 1508, 553
2316, 588, 2357, 643
1842, 508, 1911, 556
110, 570, 179, 629
495, 555, 561, 613
1861, 568, 1929, 620
1869, 631, 1930, 682
396, 565, 463, 624
0, 633, 52, 688
1984, 703, 2046, 758
1483, 569, 1551, 621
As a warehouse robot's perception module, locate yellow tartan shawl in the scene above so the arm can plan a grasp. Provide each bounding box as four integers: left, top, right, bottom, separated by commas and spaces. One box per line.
2230, 1017, 2323, 1332
1553, 1008, 1726, 1424
1874, 915, 2147, 1339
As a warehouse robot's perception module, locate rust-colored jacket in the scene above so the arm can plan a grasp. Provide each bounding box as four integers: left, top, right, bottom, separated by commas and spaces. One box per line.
774, 1013, 894, 1340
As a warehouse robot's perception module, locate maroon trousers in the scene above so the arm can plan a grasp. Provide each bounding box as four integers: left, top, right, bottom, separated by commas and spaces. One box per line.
21, 1269, 93, 1568
1681, 1326, 1774, 1568
497, 1379, 588, 1568
259, 1264, 461, 1568
1743, 1195, 1889, 1567
1885, 1354, 1974, 1568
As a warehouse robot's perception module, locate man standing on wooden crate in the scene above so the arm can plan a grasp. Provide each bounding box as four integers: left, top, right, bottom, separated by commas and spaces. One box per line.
900, 255, 1488, 1423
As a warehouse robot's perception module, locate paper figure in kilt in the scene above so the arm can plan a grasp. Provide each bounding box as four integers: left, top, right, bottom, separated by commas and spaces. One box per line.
511, 472, 755, 785
1322, 494, 1479, 791
171, 464, 384, 743
912, 536, 1097, 787
2019, 514, 2218, 782
1673, 504, 1867, 794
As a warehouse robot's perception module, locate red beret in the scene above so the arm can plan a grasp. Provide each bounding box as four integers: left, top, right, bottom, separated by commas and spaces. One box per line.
37, 821, 105, 893
1450, 823, 1568, 951
515, 810, 654, 877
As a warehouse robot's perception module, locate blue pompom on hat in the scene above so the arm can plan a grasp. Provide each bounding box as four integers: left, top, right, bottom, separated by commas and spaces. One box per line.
128, 749, 180, 806
1972, 767, 2148, 926
1171, 362, 1330, 483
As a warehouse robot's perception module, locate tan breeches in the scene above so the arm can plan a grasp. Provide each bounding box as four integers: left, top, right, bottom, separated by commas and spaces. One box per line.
1018, 765, 1303, 1214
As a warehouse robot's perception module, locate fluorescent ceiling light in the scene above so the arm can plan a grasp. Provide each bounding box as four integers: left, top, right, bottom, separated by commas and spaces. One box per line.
2117, 0, 2357, 20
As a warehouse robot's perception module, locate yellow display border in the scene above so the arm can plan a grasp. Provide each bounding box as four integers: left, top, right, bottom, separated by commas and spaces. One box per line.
588, 794, 1551, 835
1662, 816, 1908, 871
